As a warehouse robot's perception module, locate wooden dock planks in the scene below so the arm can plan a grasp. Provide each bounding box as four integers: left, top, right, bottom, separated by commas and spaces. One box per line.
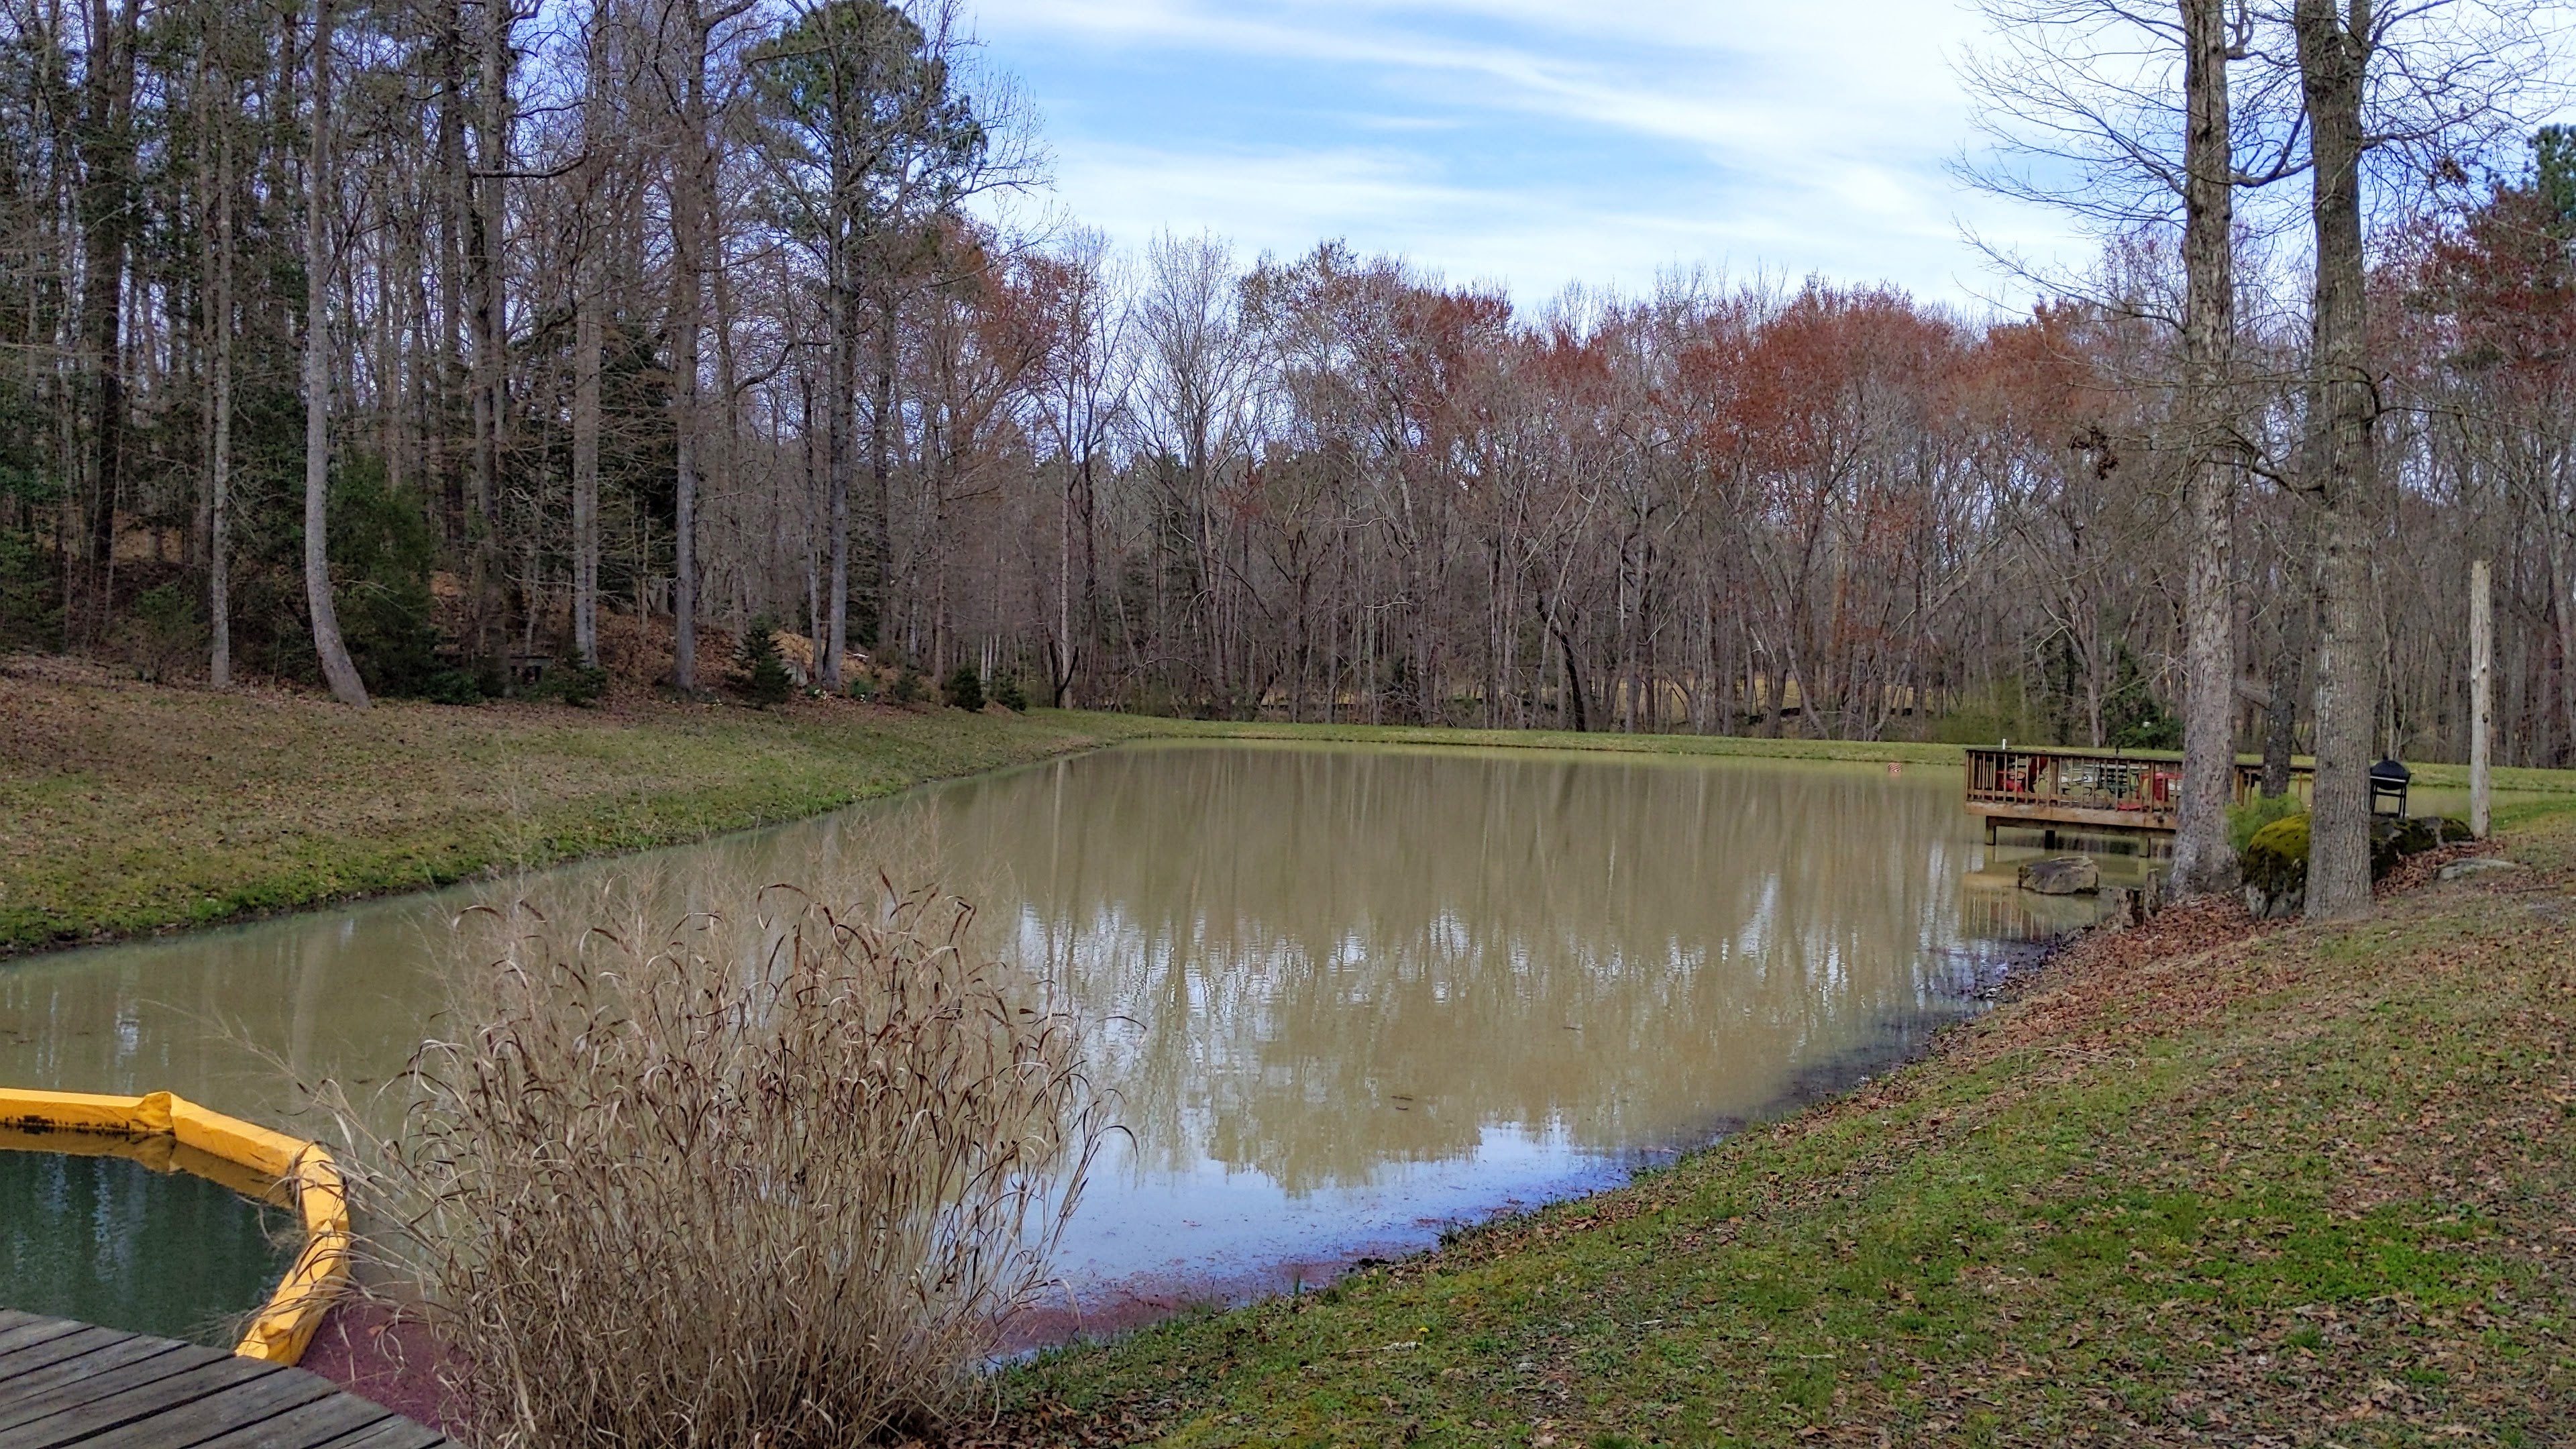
0, 1311, 449, 1449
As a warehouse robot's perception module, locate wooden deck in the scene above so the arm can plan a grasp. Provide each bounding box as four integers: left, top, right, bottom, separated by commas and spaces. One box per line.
1965, 746, 2313, 844
0, 1310, 450, 1449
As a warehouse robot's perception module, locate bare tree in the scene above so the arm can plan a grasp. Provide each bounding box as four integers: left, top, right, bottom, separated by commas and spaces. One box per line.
303, 0, 368, 706
2170, 0, 2251, 893
2271, 0, 2554, 918
1031, 231, 1130, 708
1134, 231, 1265, 710
1960, 0, 2305, 896
659, 0, 728, 693
201, 42, 237, 687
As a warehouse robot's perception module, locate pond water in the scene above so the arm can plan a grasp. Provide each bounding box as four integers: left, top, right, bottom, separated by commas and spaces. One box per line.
0, 741, 2112, 1324
0, 1144, 299, 1343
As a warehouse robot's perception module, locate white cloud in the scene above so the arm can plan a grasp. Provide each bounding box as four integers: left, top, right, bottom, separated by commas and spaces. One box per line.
967, 0, 2093, 307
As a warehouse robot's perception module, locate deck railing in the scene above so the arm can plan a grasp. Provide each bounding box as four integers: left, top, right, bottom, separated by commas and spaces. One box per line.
1964, 747, 2313, 833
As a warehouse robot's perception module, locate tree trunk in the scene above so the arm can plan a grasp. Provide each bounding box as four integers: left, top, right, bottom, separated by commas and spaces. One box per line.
1055, 445, 1075, 707
209, 111, 234, 688
1553, 615, 1589, 733
2262, 586, 2306, 796
2549, 517, 2576, 763
436, 0, 470, 539
2170, 0, 2241, 896
469, 0, 513, 669
2294, 0, 2375, 920
572, 237, 601, 667
864, 285, 897, 651
667, 0, 708, 693
571, 6, 607, 669
73, 0, 136, 644
822, 274, 853, 689
303, 0, 367, 707
2471, 557, 2492, 837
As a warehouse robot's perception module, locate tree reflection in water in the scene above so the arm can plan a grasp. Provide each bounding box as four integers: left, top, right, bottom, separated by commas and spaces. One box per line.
2, 741, 2100, 1296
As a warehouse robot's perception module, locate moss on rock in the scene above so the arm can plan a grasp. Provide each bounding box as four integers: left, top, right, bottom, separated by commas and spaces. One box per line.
2242, 814, 2310, 918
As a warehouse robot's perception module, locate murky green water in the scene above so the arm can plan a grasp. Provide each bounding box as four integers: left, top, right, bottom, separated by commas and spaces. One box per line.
2, 741, 2106, 1313
0, 1147, 298, 1343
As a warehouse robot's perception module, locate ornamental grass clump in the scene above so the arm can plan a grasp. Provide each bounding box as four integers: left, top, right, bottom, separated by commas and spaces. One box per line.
373, 880, 1106, 1448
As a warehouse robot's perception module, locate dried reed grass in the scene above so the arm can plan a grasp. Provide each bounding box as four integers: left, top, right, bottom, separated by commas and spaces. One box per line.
354, 873, 1106, 1448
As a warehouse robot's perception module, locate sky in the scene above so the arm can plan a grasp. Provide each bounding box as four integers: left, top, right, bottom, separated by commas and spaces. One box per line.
964, 0, 2090, 311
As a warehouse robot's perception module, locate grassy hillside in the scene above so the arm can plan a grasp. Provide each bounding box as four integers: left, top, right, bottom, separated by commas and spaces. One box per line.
0, 657, 1167, 952
996, 817, 2576, 1446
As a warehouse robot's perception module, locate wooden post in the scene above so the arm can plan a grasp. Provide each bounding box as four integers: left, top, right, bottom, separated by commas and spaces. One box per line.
2471, 559, 2492, 839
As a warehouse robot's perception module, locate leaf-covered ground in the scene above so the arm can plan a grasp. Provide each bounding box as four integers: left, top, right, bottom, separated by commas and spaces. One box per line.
995, 816, 2576, 1447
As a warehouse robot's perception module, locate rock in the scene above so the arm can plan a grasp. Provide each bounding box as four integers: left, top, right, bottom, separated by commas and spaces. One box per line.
2243, 881, 2305, 920
2018, 855, 2099, 896
2437, 857, 2526, 883
2371, 816, 2439, 875
2241, 816, 2309, 918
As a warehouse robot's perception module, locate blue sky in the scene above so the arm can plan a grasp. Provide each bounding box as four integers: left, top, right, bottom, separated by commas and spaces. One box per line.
965, 0, 2088, 309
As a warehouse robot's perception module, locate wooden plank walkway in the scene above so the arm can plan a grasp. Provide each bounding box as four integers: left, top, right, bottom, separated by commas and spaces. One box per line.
0, 1310, 450, 1449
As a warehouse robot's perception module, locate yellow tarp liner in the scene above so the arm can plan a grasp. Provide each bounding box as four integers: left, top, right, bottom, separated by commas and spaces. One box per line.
0, 1086, 350, 1366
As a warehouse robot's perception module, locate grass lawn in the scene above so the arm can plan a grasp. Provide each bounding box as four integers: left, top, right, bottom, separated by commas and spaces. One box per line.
994, 814, 2576, 1446
0, 655, 1177, 952
1131, 716, 2576, 800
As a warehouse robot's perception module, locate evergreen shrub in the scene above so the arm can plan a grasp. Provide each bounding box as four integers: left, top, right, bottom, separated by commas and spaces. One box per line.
735, 617, 794, 706
530, 663, 611, 708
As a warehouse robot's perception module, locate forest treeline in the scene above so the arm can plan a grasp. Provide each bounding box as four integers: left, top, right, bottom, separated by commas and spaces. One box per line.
0, 0, 2570, 784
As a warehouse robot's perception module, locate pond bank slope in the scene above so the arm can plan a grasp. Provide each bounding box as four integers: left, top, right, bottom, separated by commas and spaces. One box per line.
996, 817, 2576, 1447
0, 657, 1178, 953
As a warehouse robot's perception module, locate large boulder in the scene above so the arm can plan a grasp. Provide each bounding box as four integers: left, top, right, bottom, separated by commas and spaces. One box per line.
2241, 815, 2308, 919
2241, 814, 2452, 918
2018, 855, 2100, 896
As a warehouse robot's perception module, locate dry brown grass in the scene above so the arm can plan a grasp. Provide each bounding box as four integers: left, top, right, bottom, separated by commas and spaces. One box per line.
346, 874, 1108, 1449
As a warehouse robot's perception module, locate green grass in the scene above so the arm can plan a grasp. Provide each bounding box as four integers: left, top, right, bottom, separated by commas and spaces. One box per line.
1087, 715, 2576, 804
0, 660, 1172, 952
999, 814, 2576, 1446
1114, 717, 1980, 767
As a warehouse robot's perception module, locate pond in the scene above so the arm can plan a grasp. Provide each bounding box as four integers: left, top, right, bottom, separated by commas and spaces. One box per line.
0, 1142, 299, 1343
0, 741, 2111, 1328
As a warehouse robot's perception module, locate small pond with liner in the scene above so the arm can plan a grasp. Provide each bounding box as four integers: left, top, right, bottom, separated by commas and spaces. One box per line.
0, 1136, 299, 1344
